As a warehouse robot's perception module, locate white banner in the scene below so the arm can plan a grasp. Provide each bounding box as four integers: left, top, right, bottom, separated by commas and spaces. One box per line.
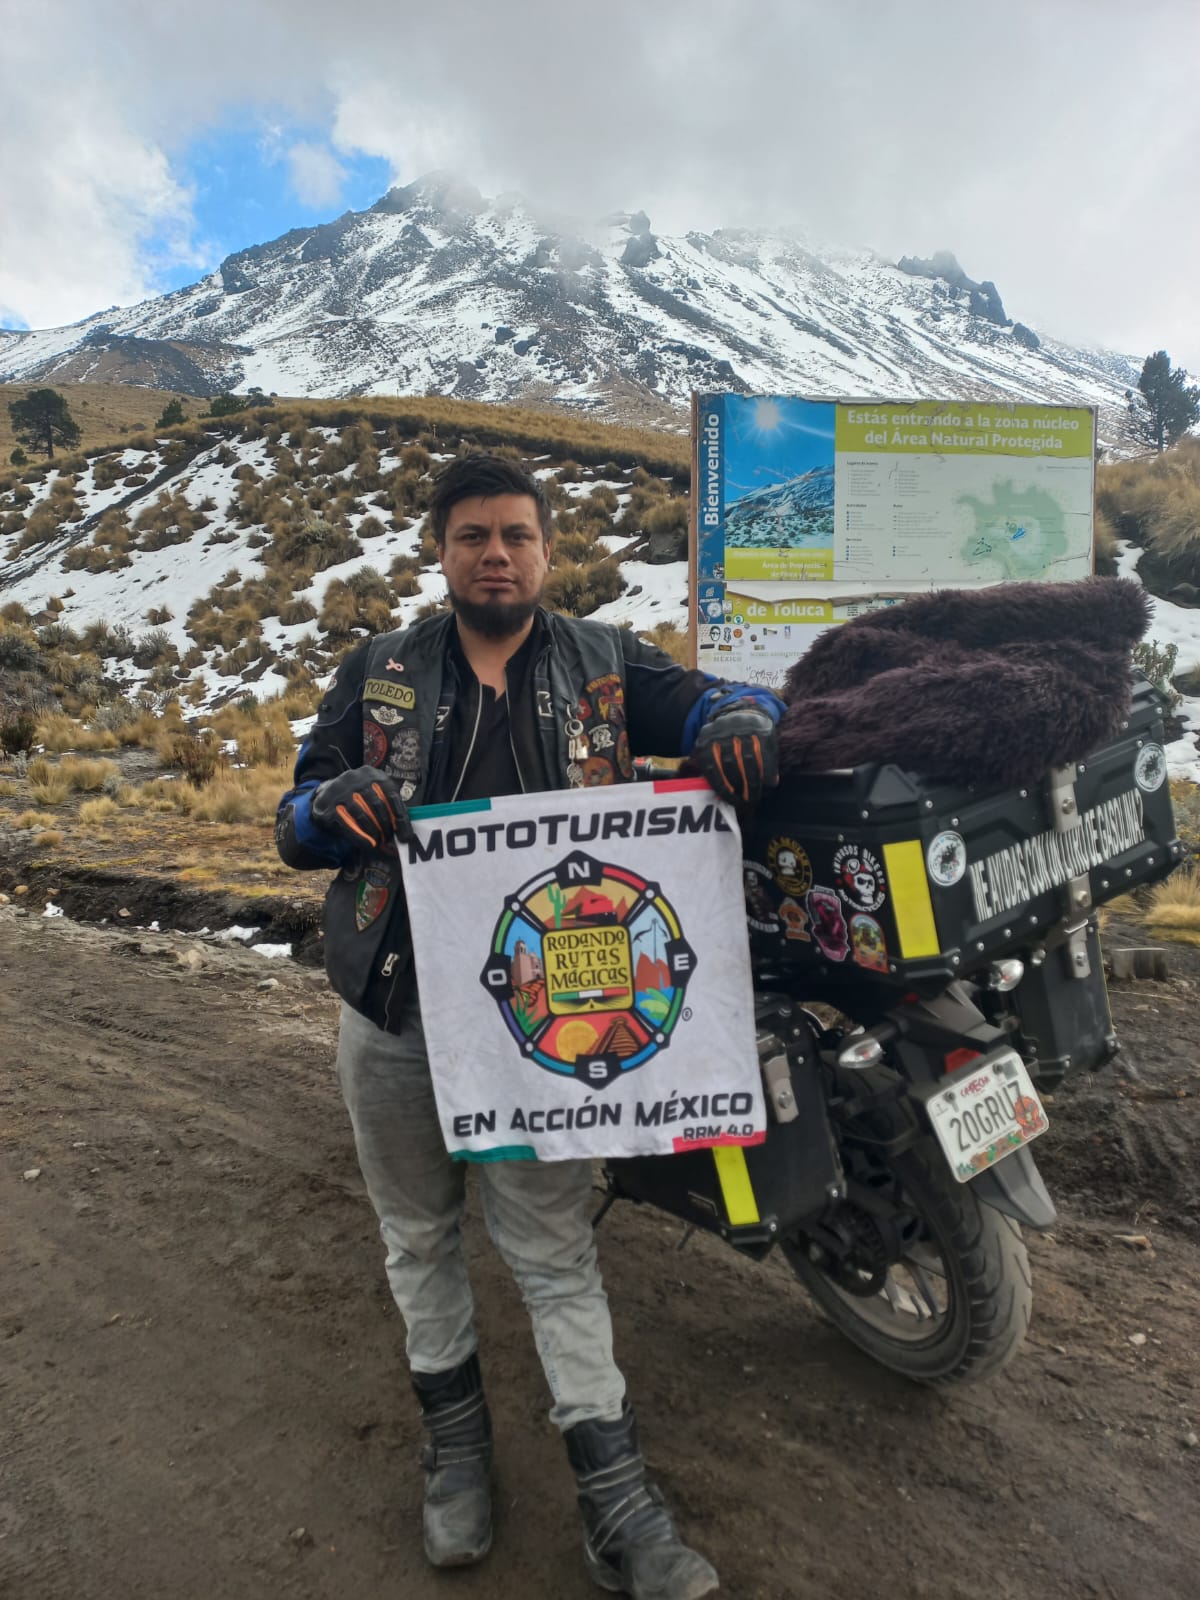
399, 779, 766, 1162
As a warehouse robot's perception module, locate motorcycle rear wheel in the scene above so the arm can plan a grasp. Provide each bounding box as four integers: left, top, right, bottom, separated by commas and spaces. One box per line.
784, 1139, 1032, 1385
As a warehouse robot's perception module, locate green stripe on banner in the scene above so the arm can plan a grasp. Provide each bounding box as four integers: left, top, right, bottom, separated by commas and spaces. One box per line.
452, 1145, 537, 1163
411, 798, 493, 820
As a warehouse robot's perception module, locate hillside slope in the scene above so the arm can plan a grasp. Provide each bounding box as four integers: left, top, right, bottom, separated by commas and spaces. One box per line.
0, 402, 690, 712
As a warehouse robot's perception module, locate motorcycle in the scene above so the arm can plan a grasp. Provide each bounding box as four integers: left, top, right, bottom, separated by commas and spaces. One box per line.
599, 674, 1181, 1384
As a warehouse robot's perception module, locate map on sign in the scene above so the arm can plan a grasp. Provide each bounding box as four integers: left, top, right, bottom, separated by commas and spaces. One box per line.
957, 480, 1070, 579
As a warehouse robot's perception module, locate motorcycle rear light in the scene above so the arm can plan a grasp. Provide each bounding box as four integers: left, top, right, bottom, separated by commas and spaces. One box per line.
987, 958, 1025, 992
837, 1033, 885, 1069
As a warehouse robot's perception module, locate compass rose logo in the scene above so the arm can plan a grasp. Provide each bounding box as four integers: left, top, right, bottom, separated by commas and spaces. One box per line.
479, 851, 696, 1087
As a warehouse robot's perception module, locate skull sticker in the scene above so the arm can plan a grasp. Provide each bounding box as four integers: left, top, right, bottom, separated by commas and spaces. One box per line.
832, 845, 886, 913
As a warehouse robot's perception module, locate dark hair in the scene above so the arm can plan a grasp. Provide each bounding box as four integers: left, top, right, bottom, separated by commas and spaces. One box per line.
428, 453, 552, 546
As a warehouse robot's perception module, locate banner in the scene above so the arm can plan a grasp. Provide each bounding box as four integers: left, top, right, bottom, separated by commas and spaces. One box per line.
400, 779, 766, 1162
693, 394, 1097, 686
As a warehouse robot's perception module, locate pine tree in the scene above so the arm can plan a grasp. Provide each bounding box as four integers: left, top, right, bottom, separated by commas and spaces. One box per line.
156, 398, 186, 428
1129, 351, 1200, 452
7, 388, 81, 460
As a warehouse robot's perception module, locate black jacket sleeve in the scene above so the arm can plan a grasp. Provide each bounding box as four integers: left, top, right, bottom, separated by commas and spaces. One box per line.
275, 642, 370, 870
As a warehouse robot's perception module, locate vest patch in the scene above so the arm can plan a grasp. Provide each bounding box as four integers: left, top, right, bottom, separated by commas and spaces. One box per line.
364, 677, 416, 710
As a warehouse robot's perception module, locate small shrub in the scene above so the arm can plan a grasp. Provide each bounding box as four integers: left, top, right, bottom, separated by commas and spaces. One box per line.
279, 597, 318, 626
1132, 637, 1181, 703
164, 728, 225, 787
544, 565, 592, 615
133, 627, 178, 668
206, 393, 248, 418
639, 621, 689, 664
79, 796, 121, 825
28, 775, 70, 806
58, 756, 119, 792
14, 809, 58, 830
0, 712, 38, 755
37, 713, 117, 753
146, 605, 174, 625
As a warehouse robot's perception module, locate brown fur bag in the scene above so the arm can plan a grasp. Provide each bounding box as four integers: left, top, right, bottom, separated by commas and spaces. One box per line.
777, 577, 1154, 787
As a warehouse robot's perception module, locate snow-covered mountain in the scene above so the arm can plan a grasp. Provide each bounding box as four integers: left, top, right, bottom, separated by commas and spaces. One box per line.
0, 175, 1141, 444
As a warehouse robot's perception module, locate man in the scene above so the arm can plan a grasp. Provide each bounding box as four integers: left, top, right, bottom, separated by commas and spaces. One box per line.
276, 453, 782, 1600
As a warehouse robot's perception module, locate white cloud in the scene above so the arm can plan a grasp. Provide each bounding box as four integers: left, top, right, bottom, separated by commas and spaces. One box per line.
0, 76, 201, 330
3, 0, 1200, 370
283, 141, 348, 209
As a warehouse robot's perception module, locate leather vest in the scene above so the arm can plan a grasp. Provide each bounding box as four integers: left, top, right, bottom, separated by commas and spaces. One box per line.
358, 609, 636, 799
324, 610, 638, 1029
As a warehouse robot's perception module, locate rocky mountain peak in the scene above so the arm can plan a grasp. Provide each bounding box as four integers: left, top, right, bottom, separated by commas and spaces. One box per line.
0, 181, 1142, 443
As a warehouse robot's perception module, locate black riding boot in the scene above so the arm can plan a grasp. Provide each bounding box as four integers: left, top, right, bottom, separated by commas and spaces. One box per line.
411, 1352, 493, 1567
564, 1404, 719, 1599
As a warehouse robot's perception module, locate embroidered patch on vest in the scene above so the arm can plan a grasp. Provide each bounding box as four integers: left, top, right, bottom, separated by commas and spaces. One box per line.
355, 865, 391, 932
364, 718, 389, 766
584, 673, 624, 721
363, 677, 415, 710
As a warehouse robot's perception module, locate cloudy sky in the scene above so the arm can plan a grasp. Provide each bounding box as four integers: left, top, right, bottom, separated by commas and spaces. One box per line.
3, 0, 1198, 372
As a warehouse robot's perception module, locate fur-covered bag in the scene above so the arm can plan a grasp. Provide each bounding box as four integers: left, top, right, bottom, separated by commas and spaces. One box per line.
777, 577, 1154, 788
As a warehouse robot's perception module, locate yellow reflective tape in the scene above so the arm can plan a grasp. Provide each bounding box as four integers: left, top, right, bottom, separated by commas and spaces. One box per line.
713, 1146, 760, 1225
882, 839, 940, 959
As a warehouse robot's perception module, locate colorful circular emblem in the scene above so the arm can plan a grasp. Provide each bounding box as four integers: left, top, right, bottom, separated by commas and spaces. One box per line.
767, 836, 813, 897
1134, 742, 1166, 793
479, 852, 695, 1088
832, 844, 886, 913
926, 830, 967, 887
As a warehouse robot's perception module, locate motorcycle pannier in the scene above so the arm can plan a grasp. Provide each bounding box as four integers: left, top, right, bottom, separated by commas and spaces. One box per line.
741, 675, 1181, 996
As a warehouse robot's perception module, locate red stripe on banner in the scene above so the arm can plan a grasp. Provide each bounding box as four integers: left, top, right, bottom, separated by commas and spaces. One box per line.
652, 777, 712, 794
671, 1130, 768, 1153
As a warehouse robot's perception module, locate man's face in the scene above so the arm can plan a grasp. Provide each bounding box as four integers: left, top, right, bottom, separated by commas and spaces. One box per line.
439, 493, 550, 638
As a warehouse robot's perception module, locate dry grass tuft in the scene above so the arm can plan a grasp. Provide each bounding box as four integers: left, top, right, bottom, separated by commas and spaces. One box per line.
14, 809, 59, 829
58, 755, 119, 792
37, 713, 119, 753
78, 796, 121, 825
186, 763, 292, 826
28, 775, 71, 806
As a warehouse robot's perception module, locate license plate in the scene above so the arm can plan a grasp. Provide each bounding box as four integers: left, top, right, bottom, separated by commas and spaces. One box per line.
923, 1049, 1048, 1184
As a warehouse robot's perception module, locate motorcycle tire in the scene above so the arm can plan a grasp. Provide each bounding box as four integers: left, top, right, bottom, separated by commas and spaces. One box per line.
783, 1138, 1032, 1385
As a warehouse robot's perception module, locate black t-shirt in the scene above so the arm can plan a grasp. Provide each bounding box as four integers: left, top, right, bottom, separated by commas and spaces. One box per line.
439, 624, 537, 802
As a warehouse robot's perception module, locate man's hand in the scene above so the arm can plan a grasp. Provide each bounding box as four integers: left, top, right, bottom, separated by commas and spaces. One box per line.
310, 767, 412, 853
691, 705, 779, 808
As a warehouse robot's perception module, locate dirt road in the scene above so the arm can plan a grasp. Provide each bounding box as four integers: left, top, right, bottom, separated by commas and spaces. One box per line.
3, 906, 1199, 1600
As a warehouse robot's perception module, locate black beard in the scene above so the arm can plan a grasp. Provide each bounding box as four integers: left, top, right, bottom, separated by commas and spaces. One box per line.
446, 584, 542, 639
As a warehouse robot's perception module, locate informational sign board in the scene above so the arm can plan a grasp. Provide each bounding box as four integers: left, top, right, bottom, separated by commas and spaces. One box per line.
691, 394, 1096, 686
400, 779, 766, 1163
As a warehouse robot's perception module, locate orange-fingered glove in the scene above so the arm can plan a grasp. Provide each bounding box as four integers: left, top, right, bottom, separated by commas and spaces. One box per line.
311, 767, 412, 853
691, 705, 779, 808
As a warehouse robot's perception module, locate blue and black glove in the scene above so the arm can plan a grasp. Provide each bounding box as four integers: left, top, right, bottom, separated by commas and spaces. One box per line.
691, 704, 779, 808
311, 767, 412, 853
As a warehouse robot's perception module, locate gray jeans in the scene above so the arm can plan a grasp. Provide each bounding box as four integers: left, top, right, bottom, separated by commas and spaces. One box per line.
336, 998, 627, 1430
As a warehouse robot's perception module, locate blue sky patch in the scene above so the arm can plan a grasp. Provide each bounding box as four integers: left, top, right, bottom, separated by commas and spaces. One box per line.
152, 121, 393, 295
